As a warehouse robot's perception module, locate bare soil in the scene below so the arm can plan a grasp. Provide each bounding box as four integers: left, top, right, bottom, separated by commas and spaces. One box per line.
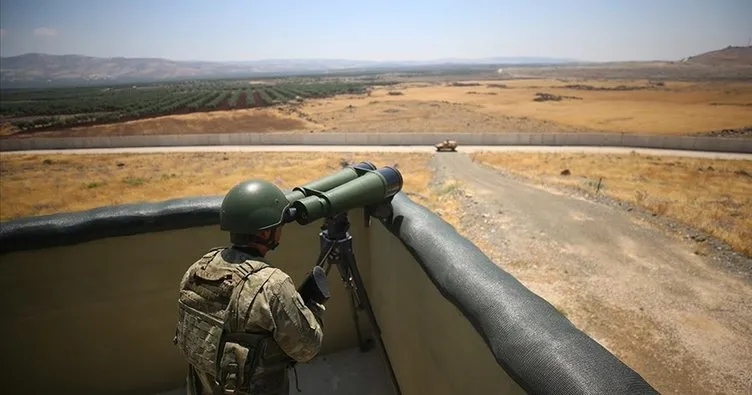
471, 152, 752, 256
6, 78, 751, 138
302, 99, 584, 133
432, 153, 752, 395
311, 79, 752, 135
4, 108, 322, 138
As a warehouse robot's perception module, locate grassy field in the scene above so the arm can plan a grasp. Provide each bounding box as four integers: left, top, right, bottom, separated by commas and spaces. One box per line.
471, 152, 752, 256
0, 152, 463, 229
2, 78, 750, 137
303, 79, 752, 134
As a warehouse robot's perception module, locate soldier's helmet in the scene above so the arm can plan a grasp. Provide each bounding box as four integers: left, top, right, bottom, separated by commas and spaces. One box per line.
220, 179, 290, 244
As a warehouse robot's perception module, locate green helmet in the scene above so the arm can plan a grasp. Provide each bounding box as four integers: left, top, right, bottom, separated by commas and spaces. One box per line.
220, 179, 290, 243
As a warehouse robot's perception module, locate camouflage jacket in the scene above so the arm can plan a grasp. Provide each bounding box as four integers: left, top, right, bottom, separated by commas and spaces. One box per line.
175, 246, 324, 395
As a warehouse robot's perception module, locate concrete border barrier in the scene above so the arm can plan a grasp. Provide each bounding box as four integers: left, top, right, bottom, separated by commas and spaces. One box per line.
1, 132, 751, 153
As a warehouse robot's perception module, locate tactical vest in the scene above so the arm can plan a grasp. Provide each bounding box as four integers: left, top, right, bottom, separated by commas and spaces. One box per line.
174, 247, 294, 394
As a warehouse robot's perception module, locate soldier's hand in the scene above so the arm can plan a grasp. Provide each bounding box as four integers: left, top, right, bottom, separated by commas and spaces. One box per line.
306, 301, 326, 319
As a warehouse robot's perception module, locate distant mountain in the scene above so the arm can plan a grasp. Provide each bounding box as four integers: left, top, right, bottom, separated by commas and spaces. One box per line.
0, 53, 580, 88
682, 45, 752, 66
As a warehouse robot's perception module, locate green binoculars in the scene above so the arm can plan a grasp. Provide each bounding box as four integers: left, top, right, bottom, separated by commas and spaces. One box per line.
283, 161, 403, 225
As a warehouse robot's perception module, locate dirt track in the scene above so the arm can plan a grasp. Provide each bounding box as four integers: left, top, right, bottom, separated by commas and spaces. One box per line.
432, 153, 752, 395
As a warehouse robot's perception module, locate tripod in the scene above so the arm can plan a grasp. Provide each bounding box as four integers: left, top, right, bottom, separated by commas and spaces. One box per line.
313, 210, 401, 394
314, 211, 378, 351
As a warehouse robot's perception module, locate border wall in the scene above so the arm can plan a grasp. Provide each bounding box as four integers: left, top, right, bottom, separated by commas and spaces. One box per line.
1, 132, 751, 153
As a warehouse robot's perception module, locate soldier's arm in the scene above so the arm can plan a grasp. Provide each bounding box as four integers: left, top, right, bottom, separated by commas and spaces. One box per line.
267, 274, 324, 363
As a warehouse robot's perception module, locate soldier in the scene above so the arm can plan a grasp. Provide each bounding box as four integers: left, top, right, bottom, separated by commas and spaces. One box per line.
174, 179, 326, 395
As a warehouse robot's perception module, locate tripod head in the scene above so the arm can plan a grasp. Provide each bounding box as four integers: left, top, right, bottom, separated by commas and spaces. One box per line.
322, 212, 351, 242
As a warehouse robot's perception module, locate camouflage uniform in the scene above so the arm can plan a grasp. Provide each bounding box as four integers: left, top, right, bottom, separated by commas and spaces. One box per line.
175, 246, 324, 395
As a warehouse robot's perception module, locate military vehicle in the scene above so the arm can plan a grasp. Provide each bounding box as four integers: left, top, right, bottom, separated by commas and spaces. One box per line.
435, 139, 458, 152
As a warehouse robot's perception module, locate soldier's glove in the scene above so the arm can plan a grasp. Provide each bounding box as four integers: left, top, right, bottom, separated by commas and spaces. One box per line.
298, 266, 330, 306
306, 301, 326, 318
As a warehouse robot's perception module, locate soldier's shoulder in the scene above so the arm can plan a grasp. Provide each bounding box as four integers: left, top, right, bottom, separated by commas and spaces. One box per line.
255, 266, 294, 294
181, 247, 224, 272
264, 266, 293, 285
204, 246, 228, 256
189, 247, 226, 265
194, 246, 226, 259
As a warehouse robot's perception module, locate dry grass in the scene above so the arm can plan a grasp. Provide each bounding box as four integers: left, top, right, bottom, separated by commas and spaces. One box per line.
11, 79, 750, 137
298, 79, 752, 134
430, 178, 465, 227
0, 152, 456, 225
471, 152, 752, 256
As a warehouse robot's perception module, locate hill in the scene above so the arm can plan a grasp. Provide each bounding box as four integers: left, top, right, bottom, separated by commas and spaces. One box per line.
0, 53, 578, 88
684, 45, 752, 66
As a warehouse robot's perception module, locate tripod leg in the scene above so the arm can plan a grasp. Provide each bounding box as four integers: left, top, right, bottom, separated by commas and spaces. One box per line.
315, 234, 335, 267
338, 235, 400, 394
346, 280, 368, 351
319, 213, 402, 395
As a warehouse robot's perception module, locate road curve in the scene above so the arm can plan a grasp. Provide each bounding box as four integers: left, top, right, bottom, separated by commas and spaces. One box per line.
432, 153, 752, 395
1, 145, 750, 160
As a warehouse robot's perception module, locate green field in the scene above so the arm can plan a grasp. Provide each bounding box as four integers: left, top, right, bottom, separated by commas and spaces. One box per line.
0, 78, 396, 133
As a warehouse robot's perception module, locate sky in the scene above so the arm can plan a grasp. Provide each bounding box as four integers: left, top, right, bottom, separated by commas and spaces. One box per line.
0, 0, 750, 62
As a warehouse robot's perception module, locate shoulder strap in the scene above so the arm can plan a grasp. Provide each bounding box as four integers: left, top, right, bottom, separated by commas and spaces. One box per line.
235, 259, 269, 278
224, 259, 273, 332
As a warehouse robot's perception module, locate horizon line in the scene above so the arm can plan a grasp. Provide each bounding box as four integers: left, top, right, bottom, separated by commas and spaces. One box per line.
0, 51, 683, 64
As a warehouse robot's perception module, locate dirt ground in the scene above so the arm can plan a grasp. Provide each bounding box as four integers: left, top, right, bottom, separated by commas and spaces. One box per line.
471, 152, 752, 256
6, 108, 323, 138
7, 79, 751, 137
433, 153, 752, 395
303, 79, 752, 134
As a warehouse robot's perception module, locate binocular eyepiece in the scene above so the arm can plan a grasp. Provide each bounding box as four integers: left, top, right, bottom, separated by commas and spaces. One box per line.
282, 161, 403, 225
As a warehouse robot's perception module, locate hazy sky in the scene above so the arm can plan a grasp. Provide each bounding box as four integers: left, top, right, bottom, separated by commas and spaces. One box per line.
0, 0, 750, 62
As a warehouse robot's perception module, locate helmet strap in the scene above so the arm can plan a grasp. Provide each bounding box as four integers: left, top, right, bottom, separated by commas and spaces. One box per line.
249, 230, 279, 251
263, 228, 281, 251
230, 228, 279, 251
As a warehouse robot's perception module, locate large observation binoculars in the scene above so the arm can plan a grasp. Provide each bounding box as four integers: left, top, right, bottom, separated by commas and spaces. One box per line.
283, 161, 403, 225
284, 161, 377, 203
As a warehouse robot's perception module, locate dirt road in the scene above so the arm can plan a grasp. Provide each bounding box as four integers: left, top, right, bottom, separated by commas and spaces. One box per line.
432, 153, 752, 395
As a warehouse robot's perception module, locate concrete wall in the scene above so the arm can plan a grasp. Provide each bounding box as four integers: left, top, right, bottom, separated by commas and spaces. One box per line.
2, 132, 751, 153
0, 220, 371, 395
